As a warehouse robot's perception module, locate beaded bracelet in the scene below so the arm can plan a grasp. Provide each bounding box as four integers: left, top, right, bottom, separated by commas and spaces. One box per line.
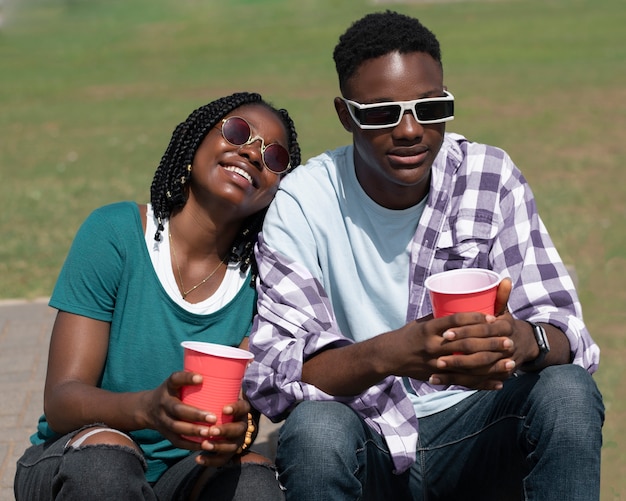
236, 413, 255, 455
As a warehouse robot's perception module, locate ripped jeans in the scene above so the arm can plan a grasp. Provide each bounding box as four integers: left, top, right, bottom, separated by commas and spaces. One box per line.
14, 426, 284, 501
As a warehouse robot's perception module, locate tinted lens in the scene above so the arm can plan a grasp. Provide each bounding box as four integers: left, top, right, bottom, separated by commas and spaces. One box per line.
355, 105, 401, 126
223, 116, 290, 174
415, 100, 454, 121
263, 143, 290, 174
222, 117, 252, 146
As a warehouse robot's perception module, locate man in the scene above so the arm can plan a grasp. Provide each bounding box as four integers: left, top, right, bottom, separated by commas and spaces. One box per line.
244, 11, 603, 500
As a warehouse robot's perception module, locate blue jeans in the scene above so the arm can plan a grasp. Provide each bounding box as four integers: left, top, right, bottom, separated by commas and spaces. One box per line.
276, 365, 604, 501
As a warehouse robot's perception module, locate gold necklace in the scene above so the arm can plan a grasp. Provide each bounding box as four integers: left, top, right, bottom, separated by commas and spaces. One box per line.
168, 225, 226, 300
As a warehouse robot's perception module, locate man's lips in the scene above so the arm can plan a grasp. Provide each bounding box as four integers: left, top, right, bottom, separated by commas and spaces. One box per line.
387, 147, 429, 165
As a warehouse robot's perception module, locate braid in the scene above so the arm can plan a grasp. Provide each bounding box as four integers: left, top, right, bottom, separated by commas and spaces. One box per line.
228, 105, 301, 283
150, 91, 301, 281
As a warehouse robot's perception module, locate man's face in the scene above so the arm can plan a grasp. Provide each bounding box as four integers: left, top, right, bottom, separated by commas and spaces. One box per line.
335, 51, 447, 209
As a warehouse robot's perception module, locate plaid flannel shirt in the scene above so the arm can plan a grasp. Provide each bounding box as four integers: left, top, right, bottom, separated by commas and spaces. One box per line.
243, 133, 600, 474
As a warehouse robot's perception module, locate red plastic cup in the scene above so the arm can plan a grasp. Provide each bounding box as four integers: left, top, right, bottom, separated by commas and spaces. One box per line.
180, 341, 254, 442
425, 269, 502, 319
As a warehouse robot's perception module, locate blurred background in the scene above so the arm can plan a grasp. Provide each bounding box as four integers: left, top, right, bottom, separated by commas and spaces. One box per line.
1, 0, 624, 497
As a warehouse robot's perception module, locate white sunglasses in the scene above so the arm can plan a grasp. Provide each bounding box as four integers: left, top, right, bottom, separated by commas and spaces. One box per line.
342, 90, 455, 129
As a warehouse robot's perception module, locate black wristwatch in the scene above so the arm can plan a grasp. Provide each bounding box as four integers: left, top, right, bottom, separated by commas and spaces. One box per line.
524, 321, 550, 369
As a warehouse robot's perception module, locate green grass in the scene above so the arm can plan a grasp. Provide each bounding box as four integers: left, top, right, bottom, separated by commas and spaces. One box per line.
1, 0, 625, 496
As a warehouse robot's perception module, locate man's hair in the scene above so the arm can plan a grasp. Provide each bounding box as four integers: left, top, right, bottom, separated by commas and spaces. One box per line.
333, 10, 442, 93
150, 91, 301, 278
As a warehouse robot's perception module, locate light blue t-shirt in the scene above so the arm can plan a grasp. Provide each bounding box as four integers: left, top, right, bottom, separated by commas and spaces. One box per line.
35, 201, 257, 482
263, 147, 473, 418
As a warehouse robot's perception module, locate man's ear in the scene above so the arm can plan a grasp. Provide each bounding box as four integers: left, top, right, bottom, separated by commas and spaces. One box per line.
334, 97, 354, 133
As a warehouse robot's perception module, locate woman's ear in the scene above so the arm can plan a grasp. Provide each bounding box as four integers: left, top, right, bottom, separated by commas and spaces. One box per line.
334, 97, 354, 133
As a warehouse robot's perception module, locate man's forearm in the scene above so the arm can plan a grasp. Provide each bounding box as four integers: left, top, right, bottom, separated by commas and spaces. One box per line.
301, 333, 392, 396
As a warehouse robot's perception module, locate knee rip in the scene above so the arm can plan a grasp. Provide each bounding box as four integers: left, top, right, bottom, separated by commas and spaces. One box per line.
239, 451, 276, 468
66, 427, 141, 455
65, 439, 148, 472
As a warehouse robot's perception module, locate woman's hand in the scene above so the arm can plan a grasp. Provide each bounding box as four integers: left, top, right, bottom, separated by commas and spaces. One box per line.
194, 400, 252, 467
142, 372, 251, 466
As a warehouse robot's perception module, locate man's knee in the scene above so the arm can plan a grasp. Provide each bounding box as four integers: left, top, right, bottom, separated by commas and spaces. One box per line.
536, 365, 602, 405
281, 401, 363, 442
531, 365, 604, 433
278, 401, 366, 467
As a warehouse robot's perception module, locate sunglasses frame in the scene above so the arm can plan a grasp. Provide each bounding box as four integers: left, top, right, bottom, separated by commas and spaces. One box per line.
341, 90, 455, 130
219, 116, 291, 174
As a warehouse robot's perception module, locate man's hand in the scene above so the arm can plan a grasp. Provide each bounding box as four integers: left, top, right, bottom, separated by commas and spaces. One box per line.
425, 312, 517, 390
423, 277, 517, 390
302, 278, 519, 395
495, 277, 512, 316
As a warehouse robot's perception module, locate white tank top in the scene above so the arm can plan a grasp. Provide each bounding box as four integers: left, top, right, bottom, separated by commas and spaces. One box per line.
144, 204, 248, 315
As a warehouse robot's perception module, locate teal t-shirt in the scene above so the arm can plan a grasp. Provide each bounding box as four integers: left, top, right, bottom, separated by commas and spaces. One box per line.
34, 201, 256, 482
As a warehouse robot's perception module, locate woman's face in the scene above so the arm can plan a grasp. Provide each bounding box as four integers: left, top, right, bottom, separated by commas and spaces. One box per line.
188, 104, 289, 221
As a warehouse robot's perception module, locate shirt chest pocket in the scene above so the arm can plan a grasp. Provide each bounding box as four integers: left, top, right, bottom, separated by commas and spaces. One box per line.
433, 210, 498, 269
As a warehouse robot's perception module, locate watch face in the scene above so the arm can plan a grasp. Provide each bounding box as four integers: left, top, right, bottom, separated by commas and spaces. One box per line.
527, 321, 550, 368
535, 324, 550, 352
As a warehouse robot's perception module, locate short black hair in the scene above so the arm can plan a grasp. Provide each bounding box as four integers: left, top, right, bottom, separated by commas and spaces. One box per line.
150, 91, 300, 278
333, 11, 442, 93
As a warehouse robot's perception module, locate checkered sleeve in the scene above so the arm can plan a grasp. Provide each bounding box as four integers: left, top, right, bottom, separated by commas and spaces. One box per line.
480, 146, 600, 372
243, 234, 419, 473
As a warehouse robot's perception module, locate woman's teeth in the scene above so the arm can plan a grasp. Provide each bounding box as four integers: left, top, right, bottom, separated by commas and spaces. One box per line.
225, 166, 253, 184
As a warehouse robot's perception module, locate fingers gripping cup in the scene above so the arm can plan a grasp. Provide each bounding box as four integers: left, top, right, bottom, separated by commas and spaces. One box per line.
180, 341, 254, 442
425, 268, 502, 318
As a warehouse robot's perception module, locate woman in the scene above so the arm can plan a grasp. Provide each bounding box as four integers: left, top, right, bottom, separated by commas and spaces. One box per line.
14, 92, 301, 500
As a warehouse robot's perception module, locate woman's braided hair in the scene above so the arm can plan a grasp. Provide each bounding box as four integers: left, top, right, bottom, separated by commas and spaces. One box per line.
150, 91, 301, 281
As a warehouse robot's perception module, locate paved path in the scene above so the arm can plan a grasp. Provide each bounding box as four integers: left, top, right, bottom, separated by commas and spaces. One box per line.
0, 299, 280, 501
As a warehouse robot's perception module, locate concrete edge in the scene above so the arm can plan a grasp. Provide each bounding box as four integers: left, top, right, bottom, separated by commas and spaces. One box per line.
0, 297, 50, 307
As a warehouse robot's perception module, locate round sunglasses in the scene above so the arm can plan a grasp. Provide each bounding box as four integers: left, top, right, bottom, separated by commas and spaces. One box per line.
218, 116, 291, 174
341, 91, 455, 129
